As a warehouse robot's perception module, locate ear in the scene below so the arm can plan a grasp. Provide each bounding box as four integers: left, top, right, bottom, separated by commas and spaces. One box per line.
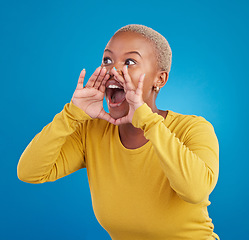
154, 71, 169, 88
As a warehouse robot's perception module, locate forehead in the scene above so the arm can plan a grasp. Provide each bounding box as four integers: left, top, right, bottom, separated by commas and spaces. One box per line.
105, 31, 156, 57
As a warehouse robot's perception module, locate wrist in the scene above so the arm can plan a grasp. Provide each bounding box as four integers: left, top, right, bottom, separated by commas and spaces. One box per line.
133, 101, 145, 111
66, 101, 92, 122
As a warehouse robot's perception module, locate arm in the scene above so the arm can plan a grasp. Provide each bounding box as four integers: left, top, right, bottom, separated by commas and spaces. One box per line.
132, 104, 219, 204
108, 66, 219, 204
18, 67, 114, 183
17, 102, 91, 183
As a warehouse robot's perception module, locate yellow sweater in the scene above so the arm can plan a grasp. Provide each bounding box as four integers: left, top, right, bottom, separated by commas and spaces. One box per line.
18, 102, 219, 240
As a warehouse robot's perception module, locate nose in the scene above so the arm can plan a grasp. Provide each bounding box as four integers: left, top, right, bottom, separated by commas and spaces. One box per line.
116, 68, 123, 75
113, 65, 124, 77
106, 66, 123, 78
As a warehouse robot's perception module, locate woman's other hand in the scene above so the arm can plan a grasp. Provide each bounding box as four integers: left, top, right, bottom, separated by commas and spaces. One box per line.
111, 66, 145, 125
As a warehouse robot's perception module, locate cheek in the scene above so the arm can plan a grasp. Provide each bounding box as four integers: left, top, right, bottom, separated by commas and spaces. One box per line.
127, 66, 156, 93
143, 75, 155, 98
127, 68, 143, 87
128, 70, 154, 100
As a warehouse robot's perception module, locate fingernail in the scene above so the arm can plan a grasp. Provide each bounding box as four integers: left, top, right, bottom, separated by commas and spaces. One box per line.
144, 74, 146, 77
113, 67, 117, 71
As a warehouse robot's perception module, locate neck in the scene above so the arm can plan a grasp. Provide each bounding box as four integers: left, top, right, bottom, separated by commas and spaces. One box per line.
118, 123, 147, 149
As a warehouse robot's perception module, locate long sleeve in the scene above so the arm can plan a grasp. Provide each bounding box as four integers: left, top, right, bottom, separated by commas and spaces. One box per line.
17, 102, 92, 183
132, 104, 219, 204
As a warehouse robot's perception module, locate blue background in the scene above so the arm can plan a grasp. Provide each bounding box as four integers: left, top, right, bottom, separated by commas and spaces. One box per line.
1, 0, 248, 239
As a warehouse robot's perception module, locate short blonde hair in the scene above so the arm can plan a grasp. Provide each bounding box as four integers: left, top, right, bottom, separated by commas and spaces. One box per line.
115, 24, 172, 73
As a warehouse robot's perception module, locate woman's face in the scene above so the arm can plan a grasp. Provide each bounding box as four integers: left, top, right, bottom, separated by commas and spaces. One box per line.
102, 31, 160, 119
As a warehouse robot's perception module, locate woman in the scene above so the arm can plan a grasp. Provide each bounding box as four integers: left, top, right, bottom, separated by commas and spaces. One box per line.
17, 24, 220, 240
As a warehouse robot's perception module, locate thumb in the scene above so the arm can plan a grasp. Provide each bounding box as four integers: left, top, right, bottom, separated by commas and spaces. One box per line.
97, 110, 116, 124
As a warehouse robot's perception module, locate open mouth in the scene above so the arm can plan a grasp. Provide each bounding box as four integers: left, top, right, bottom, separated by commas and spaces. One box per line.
105, 79, 126, 107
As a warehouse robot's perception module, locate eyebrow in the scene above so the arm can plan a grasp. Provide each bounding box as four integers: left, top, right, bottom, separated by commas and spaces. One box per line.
104, 49, 142, 58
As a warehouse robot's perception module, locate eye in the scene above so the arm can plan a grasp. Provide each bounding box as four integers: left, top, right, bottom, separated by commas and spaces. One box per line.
103, 57, 112, 65
125, 58, 136, 66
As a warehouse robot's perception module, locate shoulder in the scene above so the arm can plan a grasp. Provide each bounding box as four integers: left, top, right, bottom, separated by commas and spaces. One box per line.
164, 110, 217, 144
165, 110, 214, 129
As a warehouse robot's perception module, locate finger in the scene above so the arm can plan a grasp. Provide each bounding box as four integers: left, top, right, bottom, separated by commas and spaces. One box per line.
136, 73, 145, 95
85, 67, 101, 88
99, 73, 110, 93
113, 115, 130, 125
93, 67, 107, 89
76, 69, 86, 90
97, 110, 116, 124
123, 65, 135, 91
110, 67, 125, 86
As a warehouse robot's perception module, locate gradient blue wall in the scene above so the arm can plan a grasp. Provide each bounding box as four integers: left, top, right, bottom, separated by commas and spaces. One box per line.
1, 0, 248, 239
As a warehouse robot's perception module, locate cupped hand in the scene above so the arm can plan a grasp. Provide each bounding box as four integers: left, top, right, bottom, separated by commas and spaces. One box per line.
72, 67, 115, 124
111, 66, 145, 125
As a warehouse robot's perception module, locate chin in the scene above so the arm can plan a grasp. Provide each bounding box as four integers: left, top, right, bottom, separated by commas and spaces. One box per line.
110, 111, 128, 120
108, 101, 129, 120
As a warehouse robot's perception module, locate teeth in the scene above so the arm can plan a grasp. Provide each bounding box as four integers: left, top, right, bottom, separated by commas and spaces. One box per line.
107, 85, 122, 89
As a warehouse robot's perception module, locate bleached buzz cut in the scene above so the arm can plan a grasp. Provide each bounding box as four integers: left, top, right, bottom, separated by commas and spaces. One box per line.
115, 24, 172, 73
